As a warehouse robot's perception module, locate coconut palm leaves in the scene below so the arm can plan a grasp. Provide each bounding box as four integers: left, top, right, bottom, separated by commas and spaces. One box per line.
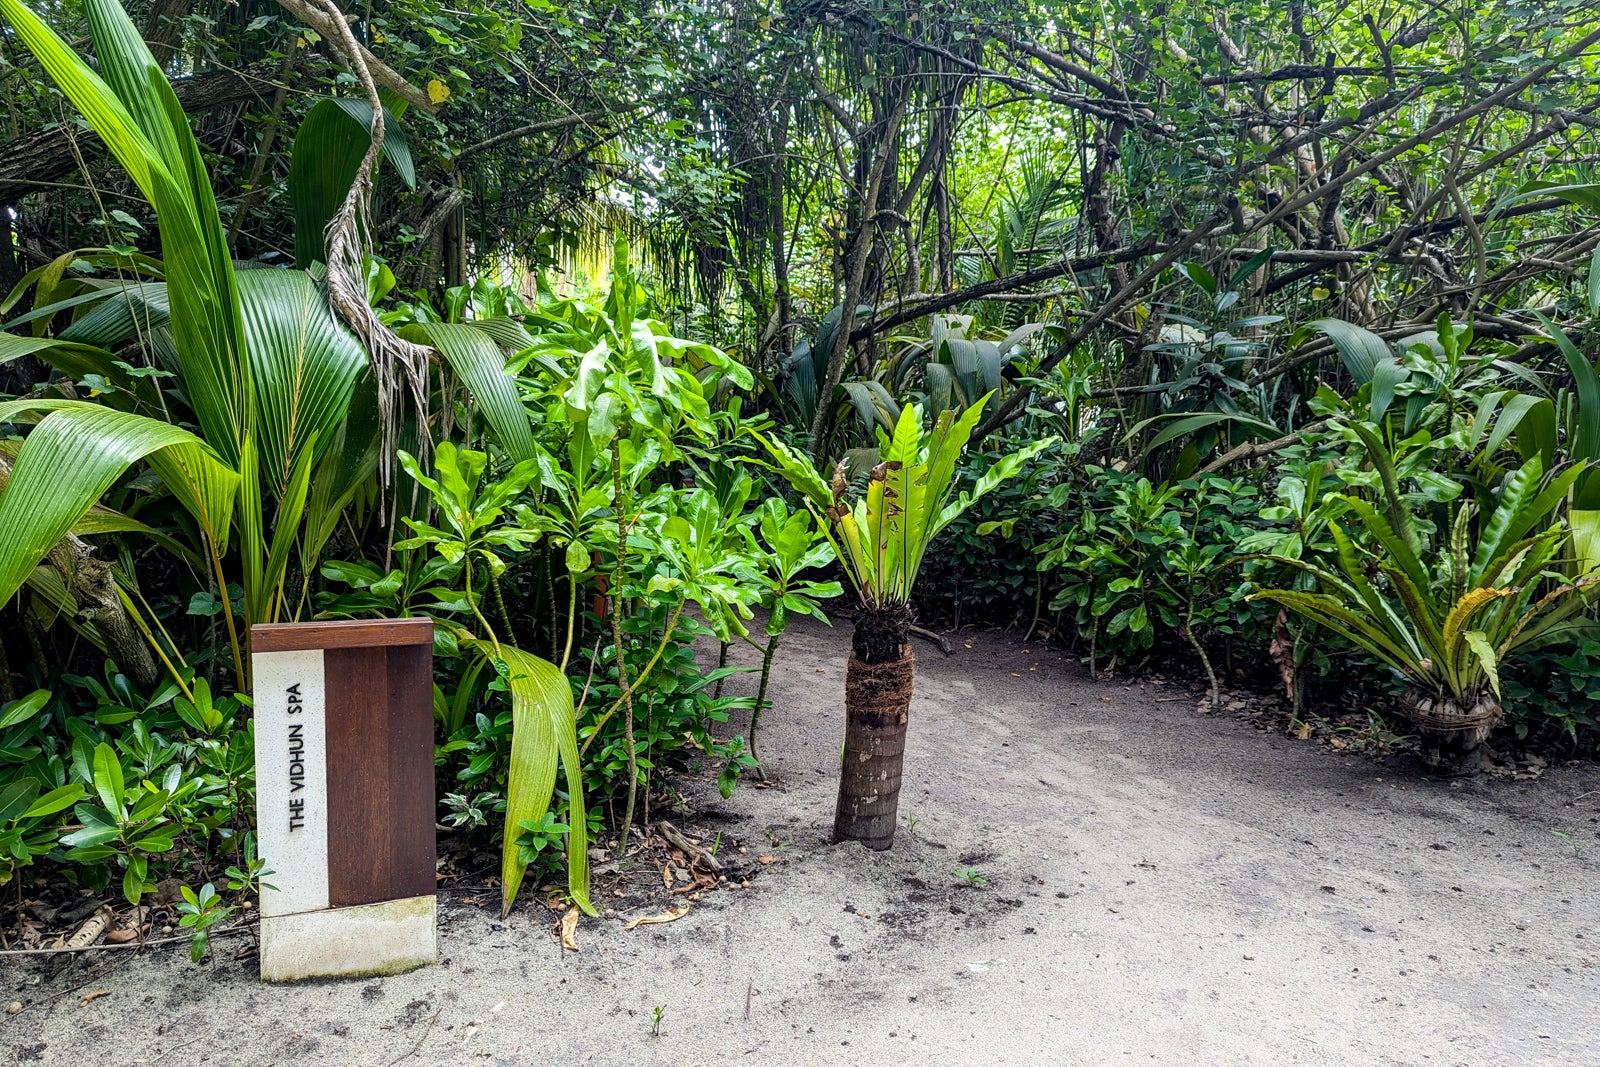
289, 97, 417, 270
0, 0, 249, 463
0, 0, 407, 662
0, 401, 208, 605
759, 395, 1057, 610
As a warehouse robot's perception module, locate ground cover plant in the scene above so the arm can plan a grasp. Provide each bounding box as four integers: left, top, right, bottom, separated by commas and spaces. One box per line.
0, 0, 1598, 960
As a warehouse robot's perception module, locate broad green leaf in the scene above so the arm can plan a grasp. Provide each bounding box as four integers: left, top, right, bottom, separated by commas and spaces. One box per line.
92, 741, 124, 813
1127, 411, 1280, 454
0, 780, 38, 824
0, 689, 51, 729
289, 97, 416, 269
406, 321, 538, 462
466, 641, 594, 918
1463, 630, 1501, 696
23, 783, 83, 820
146, 441, 241, 558
240, 270, 367, 496
1306, 318, 1391, 384
1571, 509, 1600, 575
0, 400, 201, 605
255, 435, 319, 623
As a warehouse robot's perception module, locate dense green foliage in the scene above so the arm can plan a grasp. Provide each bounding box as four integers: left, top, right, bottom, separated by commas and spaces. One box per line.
2, 0, 1600, 945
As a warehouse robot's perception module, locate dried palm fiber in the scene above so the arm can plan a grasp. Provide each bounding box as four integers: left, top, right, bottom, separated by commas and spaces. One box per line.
1401, 686, 1502, 770
1400, 687, 1502, 734
311, 0, 434, 497
836, 646, 914, 850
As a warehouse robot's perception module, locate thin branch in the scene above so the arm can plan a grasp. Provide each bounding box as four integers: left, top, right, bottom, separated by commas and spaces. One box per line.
457, 106, 638, 160
273, 0, 436, 114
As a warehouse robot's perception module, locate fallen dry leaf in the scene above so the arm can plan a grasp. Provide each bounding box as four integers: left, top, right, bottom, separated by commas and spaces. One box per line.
80, 990, 110, 1007
105, 927, 140, 944
1270, 607, 1296, 701
623, 903, 691, 931
559, 906, 580, 952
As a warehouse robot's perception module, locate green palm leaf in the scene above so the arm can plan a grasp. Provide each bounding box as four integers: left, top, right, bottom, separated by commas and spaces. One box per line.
465, 641, 595, 918
239, 270, 368, 496
0, 0, 249, 465
0, 400, 203, 604
300, 374, 380, 580
403, 322, 538, 462
1305, 318, 1391, 384
289, 97, 417, 269
147, 442, 240, 557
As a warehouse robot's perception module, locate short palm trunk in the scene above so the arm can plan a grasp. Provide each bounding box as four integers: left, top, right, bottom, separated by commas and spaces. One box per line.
835, 644, 915, 849
1401, 686, 1502, 772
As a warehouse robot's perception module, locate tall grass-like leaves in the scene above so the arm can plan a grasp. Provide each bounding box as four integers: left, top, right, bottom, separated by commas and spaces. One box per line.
463, 641, 594, 918
0, 401, 204, 603
0, 0, 250, 465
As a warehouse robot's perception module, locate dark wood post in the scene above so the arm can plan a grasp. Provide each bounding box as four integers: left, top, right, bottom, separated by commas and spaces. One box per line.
250, 618, 437, 981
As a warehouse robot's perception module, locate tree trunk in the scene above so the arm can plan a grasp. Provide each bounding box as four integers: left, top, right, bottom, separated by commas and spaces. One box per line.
0, 62, 281, 206
807, 101, 906, 457
1400, 686, 1501, 773
836, 606, 915, 850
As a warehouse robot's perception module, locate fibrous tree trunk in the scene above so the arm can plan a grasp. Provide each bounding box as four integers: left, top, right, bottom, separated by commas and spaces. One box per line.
835, 605, 915, 850
44, 537, 158, 690
1401, 687, 1501, 774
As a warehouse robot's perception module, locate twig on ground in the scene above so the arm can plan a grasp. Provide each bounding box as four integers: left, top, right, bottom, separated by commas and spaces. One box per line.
655, 820, 723, 873
385, 1006, 443, 1067
909, 625, 953, 656
0, 921, 258, 957
143, 1036, 207, 1063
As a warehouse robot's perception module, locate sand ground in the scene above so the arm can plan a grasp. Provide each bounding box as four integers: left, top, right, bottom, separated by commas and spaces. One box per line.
5, 618, 1598, 1066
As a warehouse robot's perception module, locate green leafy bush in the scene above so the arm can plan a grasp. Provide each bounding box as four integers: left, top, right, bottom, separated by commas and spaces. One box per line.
0, 666, 255, 906
1502, 643, 1600, 754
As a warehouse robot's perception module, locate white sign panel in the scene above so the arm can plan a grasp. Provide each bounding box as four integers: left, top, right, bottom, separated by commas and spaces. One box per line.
253, 649, 329, 918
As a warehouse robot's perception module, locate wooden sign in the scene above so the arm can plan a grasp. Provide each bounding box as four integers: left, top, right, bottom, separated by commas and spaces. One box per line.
250, 618, 437, 982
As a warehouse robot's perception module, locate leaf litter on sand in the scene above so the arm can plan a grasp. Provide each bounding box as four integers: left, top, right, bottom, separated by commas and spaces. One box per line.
624, 903, 690, 930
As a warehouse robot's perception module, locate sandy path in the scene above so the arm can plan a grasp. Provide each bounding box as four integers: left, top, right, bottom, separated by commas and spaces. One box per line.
6, 619, 1598, 1066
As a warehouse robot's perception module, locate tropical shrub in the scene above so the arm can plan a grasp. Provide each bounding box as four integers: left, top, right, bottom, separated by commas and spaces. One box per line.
1503, 642, 1600, 754
1251, 425, 1598, 767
